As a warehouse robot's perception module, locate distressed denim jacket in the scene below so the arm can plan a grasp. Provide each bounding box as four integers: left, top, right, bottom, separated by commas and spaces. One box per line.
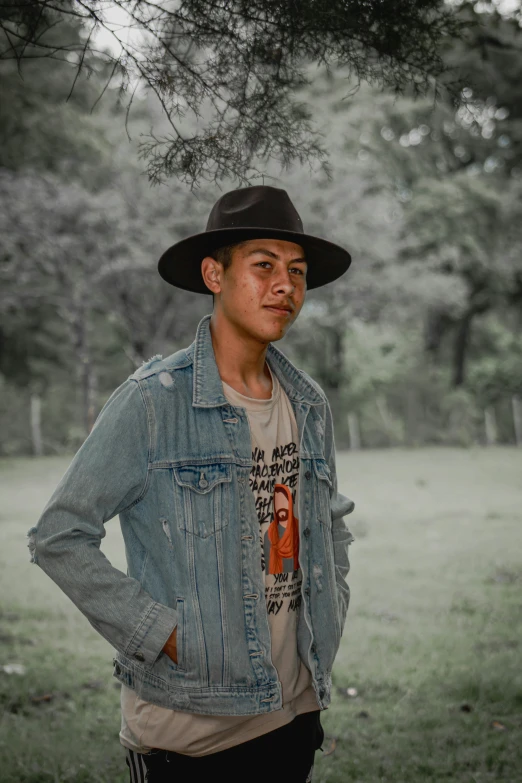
27, 314, 355, 716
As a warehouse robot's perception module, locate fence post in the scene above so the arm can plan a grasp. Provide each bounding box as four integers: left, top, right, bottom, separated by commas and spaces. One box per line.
512, 395, 522, 447
30, 392, 43, 457
347, 412, 361, 450
484, 405, 497, 446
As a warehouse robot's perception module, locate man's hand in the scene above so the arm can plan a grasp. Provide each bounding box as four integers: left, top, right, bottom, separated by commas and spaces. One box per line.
162, 626, 178, 664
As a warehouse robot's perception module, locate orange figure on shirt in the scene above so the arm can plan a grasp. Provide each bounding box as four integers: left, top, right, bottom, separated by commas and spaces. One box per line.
266, 484, 300, 574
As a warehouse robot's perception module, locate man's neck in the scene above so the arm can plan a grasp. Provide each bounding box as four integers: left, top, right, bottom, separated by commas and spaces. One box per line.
209, 312, 273, 399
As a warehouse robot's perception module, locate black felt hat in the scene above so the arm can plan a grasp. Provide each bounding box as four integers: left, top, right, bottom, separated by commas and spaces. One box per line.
158, 185, 352, 294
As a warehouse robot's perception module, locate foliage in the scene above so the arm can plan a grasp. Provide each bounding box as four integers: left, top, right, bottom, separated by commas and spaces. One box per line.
467, 313, 522, 406
1, 1, 522, 451
0, 0, 469, 187
0, 12, 116, 182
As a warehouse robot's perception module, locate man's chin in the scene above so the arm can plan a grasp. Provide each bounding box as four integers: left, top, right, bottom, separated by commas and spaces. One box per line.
249, 324, 287, 344
263, 321, 290, 341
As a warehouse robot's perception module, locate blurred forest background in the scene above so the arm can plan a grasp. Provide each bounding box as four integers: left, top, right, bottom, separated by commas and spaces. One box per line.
1, 0, 522, 456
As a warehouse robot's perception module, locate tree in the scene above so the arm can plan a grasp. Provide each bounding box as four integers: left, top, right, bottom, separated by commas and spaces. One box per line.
0, 12, 116, 182
347, 1, 522, 387
0, 159, 217, 440
444, 0, 522, 176
0, 0, 469, 188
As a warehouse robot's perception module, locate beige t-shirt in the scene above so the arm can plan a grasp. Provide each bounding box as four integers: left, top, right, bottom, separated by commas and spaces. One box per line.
119, 364, 318, 756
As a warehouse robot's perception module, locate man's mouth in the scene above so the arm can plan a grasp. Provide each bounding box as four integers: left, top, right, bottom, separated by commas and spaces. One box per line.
264, 305, 293, 317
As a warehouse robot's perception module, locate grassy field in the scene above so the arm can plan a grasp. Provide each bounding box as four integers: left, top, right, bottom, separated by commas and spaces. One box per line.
1, 448, 521, 782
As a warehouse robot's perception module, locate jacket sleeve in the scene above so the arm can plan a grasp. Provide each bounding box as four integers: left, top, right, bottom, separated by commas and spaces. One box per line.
323, 395, 356, 630
25, 377, 178, 666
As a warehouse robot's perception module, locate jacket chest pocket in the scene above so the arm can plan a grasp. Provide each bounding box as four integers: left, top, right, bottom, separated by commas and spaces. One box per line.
313, 458, 333, 528
172, 462, 232, 538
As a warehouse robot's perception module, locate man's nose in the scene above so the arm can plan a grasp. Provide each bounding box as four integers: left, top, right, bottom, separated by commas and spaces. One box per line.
273, 267, 295, 293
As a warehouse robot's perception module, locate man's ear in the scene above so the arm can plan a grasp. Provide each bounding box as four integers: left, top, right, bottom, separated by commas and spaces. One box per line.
201, 256, 222, 295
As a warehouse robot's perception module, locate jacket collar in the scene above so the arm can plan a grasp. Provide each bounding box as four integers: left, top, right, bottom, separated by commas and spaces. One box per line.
184, 314, 323, 408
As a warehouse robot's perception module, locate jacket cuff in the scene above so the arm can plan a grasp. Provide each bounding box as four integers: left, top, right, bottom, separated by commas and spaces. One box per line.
124, 601, 178, 666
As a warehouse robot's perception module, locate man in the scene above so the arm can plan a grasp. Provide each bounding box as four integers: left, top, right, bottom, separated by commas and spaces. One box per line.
26, 185, 356, 783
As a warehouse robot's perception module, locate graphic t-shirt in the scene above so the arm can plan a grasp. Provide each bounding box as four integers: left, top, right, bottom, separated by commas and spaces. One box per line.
119, 364, 318, 756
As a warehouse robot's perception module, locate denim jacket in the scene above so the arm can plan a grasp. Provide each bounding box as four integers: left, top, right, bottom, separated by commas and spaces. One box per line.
27, 314, 355, 716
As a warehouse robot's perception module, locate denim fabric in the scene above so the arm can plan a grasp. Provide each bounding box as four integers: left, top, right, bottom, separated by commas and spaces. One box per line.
27, 314, 355, 716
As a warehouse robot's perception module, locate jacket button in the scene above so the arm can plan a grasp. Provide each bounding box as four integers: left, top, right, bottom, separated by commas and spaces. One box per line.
304, 527, 311, 538
115, 664, 121, 675
305, 587, 311, 597
134, 651, 145, 662
305, 470, 312, 480
311, 643, 317, 654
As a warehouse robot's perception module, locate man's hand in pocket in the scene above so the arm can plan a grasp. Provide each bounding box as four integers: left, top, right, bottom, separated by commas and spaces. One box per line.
162, 626, 178, 664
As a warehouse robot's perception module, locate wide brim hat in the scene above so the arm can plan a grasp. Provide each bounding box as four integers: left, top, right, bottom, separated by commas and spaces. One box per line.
158, 185, 352, 294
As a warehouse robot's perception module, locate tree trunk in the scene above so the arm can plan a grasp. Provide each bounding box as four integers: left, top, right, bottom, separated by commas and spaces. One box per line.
423, 307, 453, 362
30, 393, 43, 457
80, 337, 98, 436
452, 310, 473, 388
87, 363, 98, 433
452, 287, 490, 388
329, 328, 344, 390
71, 299, 96, 437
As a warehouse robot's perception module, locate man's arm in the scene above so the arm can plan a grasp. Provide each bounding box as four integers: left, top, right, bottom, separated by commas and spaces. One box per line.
26, 377, 178, 666
323, 395, 356, 626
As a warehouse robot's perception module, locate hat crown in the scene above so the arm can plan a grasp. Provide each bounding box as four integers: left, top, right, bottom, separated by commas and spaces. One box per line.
206, 185, 304, 233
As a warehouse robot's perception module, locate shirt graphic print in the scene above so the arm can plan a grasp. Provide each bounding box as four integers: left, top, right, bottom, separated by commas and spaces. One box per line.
222, 365, 314, 708
265, 483, 299, 576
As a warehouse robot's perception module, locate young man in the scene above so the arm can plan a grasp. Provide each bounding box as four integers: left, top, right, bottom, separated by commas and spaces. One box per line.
26, 185, 356, 783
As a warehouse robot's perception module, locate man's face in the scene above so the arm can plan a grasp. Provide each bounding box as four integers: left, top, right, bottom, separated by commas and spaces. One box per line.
274, 487, 290, 528
202, 238, 307, 344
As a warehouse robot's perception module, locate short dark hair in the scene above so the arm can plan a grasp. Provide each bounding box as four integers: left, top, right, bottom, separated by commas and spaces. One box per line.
209, 240, 249, 303
212, 242, 237, 272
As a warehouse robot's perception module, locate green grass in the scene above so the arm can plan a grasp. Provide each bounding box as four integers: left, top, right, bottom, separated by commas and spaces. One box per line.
1, 448, 521, 782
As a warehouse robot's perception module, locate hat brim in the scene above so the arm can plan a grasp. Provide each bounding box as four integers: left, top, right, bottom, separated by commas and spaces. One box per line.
157, 227, 352, 294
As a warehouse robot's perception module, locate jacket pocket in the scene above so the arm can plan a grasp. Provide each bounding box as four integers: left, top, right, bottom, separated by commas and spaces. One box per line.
313, 458, 333, 528
162, 598, 186, 672
172, 462, 232, 538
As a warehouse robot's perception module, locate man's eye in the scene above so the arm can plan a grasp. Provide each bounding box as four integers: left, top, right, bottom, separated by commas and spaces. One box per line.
291, 268, 305, 275
256, 261, 271, 268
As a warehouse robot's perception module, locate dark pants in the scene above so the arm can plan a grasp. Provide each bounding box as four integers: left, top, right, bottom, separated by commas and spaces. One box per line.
125, 709, 324, 783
